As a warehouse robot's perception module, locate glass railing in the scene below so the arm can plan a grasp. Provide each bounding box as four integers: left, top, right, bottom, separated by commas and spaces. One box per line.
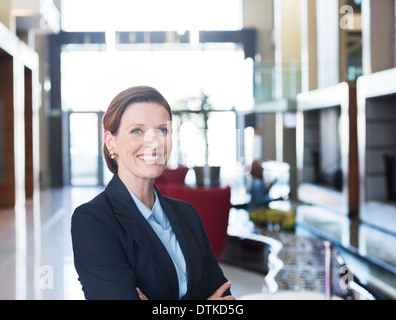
253, 60, 303, 105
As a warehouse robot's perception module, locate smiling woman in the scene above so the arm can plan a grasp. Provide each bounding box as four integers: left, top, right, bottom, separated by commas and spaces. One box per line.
71, 85, 235, 300
102, 86, 172, 177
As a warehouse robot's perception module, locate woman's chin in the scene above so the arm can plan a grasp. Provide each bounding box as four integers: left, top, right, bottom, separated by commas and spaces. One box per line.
142, 165, 167, 180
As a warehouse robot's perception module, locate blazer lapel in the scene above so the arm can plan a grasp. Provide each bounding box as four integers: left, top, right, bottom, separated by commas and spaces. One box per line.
105, 174, 179, 299
155, 186, 204, 299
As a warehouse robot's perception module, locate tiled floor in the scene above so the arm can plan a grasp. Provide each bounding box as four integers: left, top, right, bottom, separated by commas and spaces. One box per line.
0, 186, 267, 300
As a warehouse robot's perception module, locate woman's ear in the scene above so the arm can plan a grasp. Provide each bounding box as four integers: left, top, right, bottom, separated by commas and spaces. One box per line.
104, 130, 116, 152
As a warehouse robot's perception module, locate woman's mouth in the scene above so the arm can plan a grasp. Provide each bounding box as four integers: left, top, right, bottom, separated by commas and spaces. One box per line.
137, 154, 161, 164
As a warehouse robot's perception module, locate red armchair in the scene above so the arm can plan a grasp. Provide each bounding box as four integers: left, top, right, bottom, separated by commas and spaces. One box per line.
155, 166, 189, 185
157, 183, 231, 258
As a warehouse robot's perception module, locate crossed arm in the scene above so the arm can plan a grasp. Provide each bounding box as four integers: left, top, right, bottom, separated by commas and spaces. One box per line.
136, 281, 235, 300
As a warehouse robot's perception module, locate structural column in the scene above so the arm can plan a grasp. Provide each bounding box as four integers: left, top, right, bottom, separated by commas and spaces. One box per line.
316, 0, 340, 88
301, 0, 318, 92
361, 0, 395, 74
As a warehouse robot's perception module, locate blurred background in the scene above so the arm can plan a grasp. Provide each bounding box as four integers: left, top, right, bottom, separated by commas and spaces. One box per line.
1, 0, 396, 300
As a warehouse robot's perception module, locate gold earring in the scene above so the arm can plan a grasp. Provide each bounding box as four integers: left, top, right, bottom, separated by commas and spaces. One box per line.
109, 149, 118, 160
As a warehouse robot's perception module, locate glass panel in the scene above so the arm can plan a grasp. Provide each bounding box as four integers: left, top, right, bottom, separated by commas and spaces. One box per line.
254, 61, 302, 104
70, 113, 99, 185
179, 113, 206, 167
207, 111, 236, 167
207, 111, 238, 187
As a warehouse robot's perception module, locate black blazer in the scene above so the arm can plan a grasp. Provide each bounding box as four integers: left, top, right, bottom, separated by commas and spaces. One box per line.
71, 174, 230, 300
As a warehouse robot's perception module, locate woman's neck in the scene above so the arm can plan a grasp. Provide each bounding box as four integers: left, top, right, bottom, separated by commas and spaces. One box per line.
117, 170, 155, 209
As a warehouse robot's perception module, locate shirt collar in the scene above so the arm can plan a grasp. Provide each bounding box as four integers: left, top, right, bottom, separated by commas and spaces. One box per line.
127, 188, 167, 228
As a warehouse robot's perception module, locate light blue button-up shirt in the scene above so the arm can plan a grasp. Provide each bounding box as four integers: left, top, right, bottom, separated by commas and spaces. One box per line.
127, 188, 188, 299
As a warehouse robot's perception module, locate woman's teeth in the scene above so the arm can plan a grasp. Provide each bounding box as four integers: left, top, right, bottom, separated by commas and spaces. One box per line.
137, 155, 160, 161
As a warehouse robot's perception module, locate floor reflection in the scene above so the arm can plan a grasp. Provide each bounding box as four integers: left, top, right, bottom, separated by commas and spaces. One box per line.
0, 186, 103, 300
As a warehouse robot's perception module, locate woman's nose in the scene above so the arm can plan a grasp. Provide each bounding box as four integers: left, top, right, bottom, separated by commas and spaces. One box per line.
144, 129, 160, 147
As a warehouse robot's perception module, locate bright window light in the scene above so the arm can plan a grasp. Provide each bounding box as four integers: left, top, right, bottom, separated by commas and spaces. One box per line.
61, 0, 242, 31
61, 44, 253, 112
61, 44, 252, 177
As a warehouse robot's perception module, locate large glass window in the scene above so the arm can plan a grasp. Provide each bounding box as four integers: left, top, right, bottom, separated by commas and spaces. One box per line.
61, 44, 253, 112
69, 112, 100, 185
60, 0, 250, 186
61, 0, 242, 32
62, 44, 252, 185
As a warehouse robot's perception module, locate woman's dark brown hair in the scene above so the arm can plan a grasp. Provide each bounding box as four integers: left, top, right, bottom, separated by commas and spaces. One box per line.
102, 86, 172, 173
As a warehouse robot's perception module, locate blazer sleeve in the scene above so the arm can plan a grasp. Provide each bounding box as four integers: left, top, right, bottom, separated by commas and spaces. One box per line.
71, 203, 139, 300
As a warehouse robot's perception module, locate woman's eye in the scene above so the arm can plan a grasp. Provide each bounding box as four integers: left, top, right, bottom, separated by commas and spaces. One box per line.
131, 129, 142, 134
157, 128, 168, 135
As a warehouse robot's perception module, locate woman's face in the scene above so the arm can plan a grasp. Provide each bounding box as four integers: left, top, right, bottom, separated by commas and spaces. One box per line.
105, 102, 172, 182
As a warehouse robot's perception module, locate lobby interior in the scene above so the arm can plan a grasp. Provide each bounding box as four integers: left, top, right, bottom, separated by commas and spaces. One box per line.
1, 0, 396, 300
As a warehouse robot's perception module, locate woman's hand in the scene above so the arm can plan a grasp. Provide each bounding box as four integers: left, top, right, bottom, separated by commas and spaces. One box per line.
207, 282, 236, 300
136, 287, 148, 300
136, 282, 236, 300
